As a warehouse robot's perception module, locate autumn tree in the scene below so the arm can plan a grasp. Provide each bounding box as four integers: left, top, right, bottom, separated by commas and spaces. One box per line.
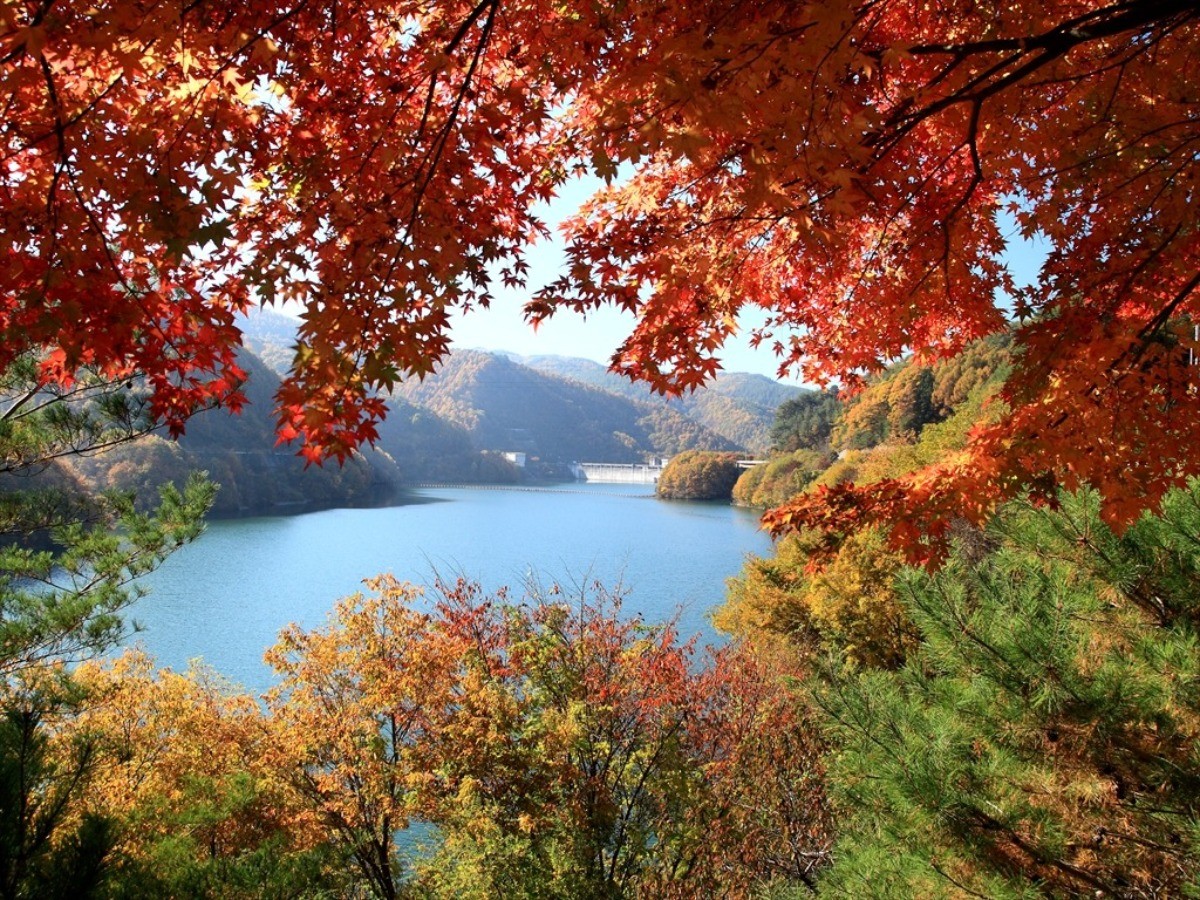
0, 669, 113, 900
732, 449, 834, 510
264, 575, 830, 899
718, 527, 916, 671
0, 478, 216, 898
262, 577, 454, 899
67, 652, 336, 898
3, 0, 1196, 545
656, 450, 742, 501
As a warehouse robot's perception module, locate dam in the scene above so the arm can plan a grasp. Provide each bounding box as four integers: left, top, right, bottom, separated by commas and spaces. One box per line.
571, 461, 666, 485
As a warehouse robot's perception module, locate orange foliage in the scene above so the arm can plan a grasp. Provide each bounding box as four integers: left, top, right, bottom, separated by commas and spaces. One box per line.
262, 575, 830, 896
3, 0, 1197, 539
71, 651, 309, 865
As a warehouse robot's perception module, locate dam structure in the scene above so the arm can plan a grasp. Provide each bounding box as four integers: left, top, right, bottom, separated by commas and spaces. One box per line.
571, 461, 667, 485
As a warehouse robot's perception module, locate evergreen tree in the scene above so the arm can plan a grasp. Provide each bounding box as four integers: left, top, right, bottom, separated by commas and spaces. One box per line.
0, 356, 216, 897
771, 392, 842, 454
1, 356, 216, 674
816, 487, 1200, 898
0, 678, 112, 900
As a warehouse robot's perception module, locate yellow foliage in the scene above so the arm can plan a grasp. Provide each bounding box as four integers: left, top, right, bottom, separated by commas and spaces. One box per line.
719, 529, 915, 669
802, 529, 916, 669
70, 650, 311, 860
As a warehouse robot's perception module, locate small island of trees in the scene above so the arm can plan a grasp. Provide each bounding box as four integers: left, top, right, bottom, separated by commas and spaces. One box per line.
656, 451, 743, 501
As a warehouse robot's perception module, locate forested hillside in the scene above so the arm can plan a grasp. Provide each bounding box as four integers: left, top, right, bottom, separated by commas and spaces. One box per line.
241, 310, 786, 466
713, 329, 1200, 896
734, 336, 1010, 510
66, 346, 595, 506
66, 332, 764, 511
65, 349, 404, 516
656, 451, 743, 501
388, 350, 740, 462
519, 353, 802, 453
236, 308, 298, 378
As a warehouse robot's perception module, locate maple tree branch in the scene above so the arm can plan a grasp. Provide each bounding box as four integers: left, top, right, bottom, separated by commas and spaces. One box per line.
847, 0, 1197, 322
828, 136, 965, 317
12, 0, 299, 163
1122, 222, 1186, 302
445, 0, 501, 55
162, 0, 315, 161
414, 0, 499, 146
908, 0, 1195, 57
8, 68, 127, 164
1051, 265, 1200, 419
34, 50, 67, 292
936, 98, 987, 272
37, 53, 66, 213
873, 0, 1198, 158
1025, 117, 1195, 184
962, 97, 984, 192
1134, 270, 1200, 348
386, 0, 499, 281
66, 168, 137, 299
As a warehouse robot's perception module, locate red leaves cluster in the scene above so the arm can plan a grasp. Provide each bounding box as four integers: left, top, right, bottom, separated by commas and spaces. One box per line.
533, 0, 1200, 552
4, 0, 1198, 536
3, 0, 558, 455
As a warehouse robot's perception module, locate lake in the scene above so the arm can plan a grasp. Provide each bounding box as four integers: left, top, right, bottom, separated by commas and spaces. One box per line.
127, 483, 774, 691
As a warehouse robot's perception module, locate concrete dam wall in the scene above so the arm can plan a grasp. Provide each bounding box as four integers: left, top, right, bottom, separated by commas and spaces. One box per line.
571, 462, 665, 485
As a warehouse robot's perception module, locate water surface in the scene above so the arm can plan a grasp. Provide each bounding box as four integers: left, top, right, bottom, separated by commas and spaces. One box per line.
129, 484, 772, 691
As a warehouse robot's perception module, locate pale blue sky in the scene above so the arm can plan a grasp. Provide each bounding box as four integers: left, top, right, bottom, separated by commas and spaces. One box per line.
448, 178, 1048, 384
447, 174, 792, 381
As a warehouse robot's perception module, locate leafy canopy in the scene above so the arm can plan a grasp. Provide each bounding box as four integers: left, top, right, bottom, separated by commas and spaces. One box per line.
3, 0, 1198, 543
262, 575, 829, 899
656, 450, 742, 501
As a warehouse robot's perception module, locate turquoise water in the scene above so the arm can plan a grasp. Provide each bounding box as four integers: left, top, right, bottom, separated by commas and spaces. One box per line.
127, 484, 773, 691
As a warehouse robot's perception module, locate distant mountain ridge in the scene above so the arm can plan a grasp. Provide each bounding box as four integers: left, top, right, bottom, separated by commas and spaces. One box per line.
511, 353, 806, 454
64, 312, 817, 514
390, 350, 738, 464
237, 308, 805, 464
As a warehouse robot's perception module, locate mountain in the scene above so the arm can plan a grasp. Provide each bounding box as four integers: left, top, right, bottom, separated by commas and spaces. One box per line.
68, 347, 404, 516
371, 396, 528, 483
236, 307, 299, 377
390, 350, 739, 464
236, 308, 792, 462
515, 354, 803, 454
60, 319, 761, 506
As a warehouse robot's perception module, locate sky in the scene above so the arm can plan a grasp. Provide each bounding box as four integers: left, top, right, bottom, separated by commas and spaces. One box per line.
446, 175, 793, 382
448, 275, 784, 380
445, 177, 1049, 385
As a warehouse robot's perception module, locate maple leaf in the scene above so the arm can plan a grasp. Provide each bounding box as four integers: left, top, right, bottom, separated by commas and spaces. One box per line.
0, 0, 1196, 541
